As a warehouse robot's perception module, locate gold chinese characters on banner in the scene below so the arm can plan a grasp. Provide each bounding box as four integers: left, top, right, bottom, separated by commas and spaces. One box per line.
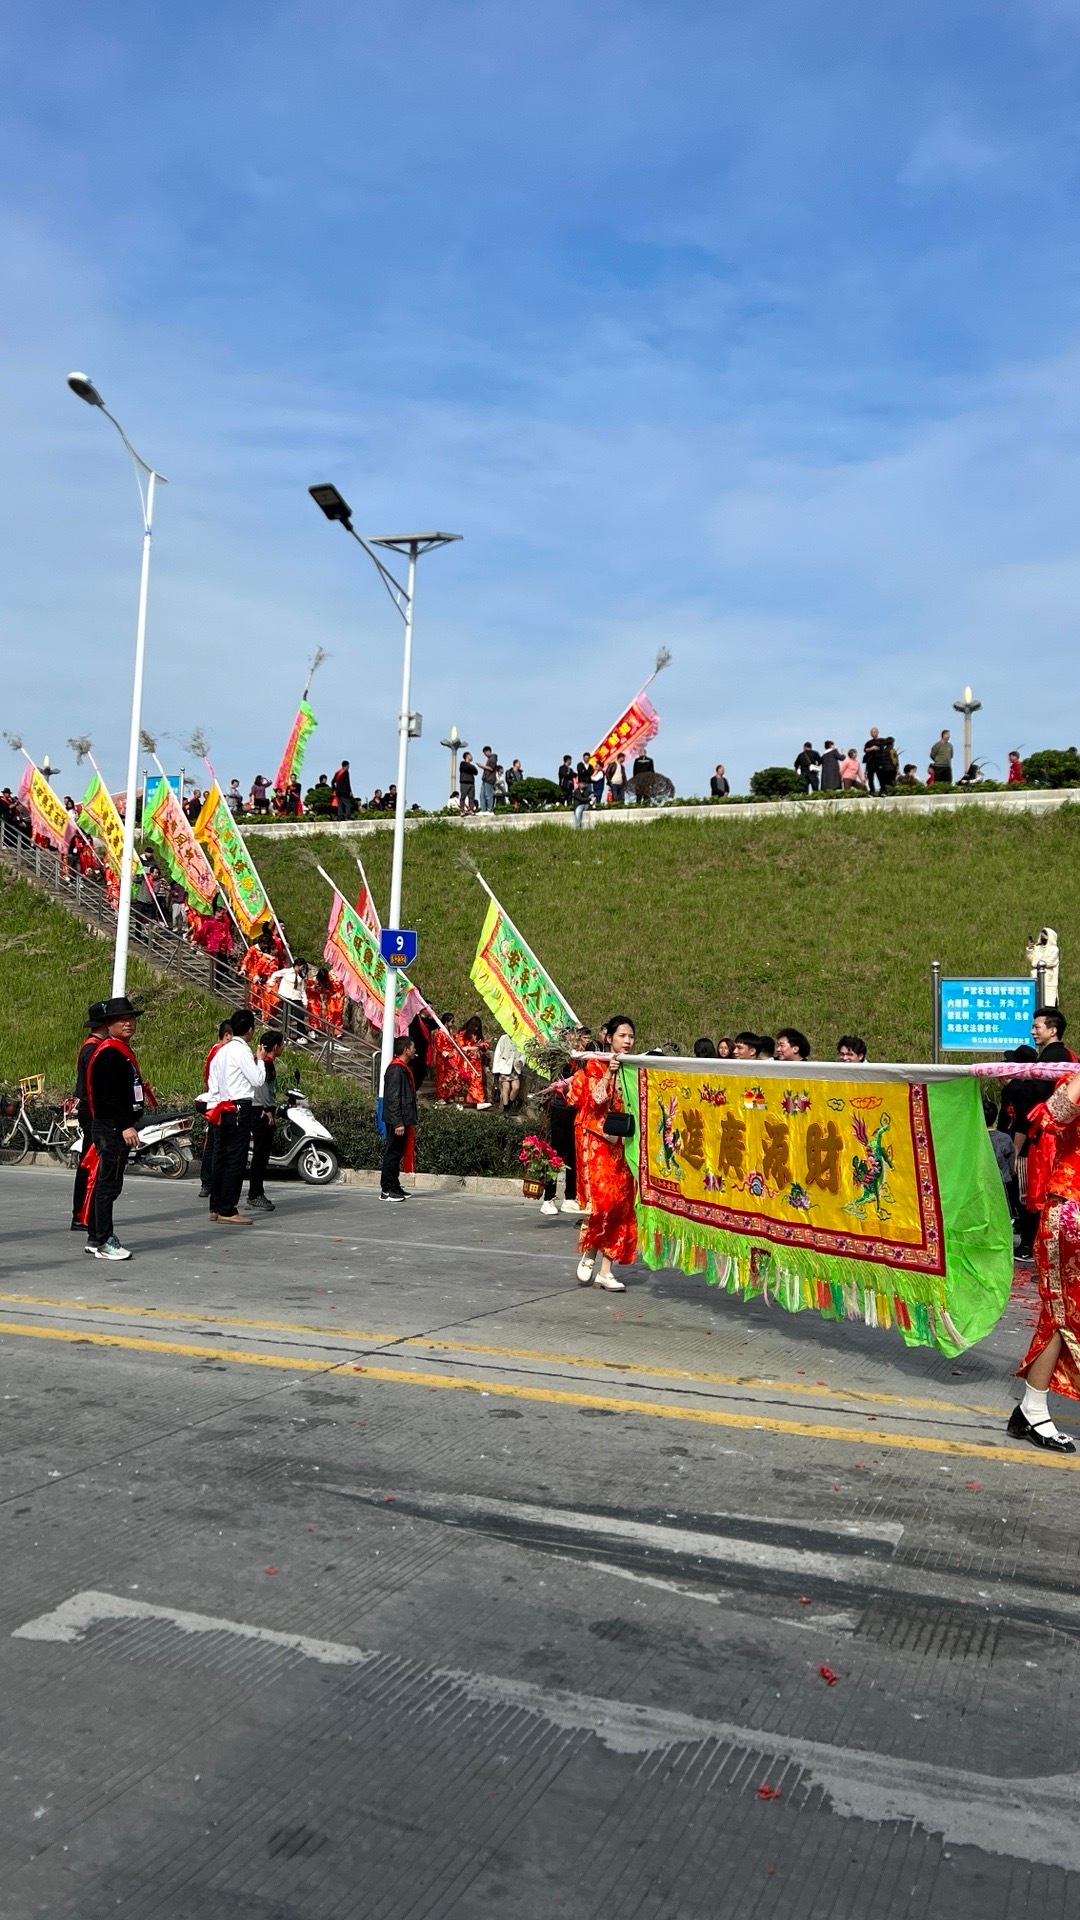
637, 1070, 945, 1275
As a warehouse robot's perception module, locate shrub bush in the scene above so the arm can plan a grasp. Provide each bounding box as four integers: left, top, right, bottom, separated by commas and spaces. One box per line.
749, 766, 805, 800
309, 1084, 525, 1176
1020, 749, 1080, 790
507, 776, 566, 811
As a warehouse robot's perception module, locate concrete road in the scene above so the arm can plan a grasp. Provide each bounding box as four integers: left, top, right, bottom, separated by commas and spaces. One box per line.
1, 1165, 1077, 1919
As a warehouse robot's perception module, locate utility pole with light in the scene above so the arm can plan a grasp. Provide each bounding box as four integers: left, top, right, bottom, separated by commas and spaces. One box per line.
952, 684, 982, 778
67, 373, 166, 996
440, 725, 466, 806
308, 484, 460, 1120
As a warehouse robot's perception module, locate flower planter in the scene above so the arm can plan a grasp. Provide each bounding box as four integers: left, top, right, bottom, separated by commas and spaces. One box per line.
522, 1178, 545, 1200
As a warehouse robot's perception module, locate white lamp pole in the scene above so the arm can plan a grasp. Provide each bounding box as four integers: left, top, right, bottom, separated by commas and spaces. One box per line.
308, 485, 460, 1117
952, 684, 982, 778
67, 373, 166, 995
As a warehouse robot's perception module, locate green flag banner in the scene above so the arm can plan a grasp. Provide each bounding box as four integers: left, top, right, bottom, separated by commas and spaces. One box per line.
194, 783, 273, 938
469, 894, 578, 1049
626, 1060, 1013, 1357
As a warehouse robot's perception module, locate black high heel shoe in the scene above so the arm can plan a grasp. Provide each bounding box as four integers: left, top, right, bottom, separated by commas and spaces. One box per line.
1007, 1405, 1077, 1453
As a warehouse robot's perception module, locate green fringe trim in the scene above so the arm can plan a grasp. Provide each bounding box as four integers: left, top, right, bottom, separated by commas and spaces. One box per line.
637, 1204, 957, 1353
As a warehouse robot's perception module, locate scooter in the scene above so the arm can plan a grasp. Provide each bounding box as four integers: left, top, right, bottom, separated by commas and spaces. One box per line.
60, 1109, 196, 1180
261, 1088, 340, 1185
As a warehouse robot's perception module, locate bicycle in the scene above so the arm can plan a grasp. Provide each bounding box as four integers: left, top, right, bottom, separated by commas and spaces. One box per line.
0, 1076, 80, 1168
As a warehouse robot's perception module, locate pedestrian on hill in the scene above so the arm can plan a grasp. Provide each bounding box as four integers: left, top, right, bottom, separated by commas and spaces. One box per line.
840, 748, 865, 791
1008, 750, 1025, 785
80, 996, 147, 1261
756, 1035, 776, 1057
838, 1035, 867, 1063
731, 1032, 758, 1059
203, 898, 234, 991
862, 729, 883, 793
794, 743, 820, 793
710, 764, 730, 798
819, 741, 842, 791
269, 957, 310, 1045
539, 1026, 589, 1216
928, 730, 954, 785
205, 1008, 268, 1226
506, 758, 525, 791
607, 752, 629, 804
332, 760, 354, 819
494, 766, 508, 806
247, 1029, 285, 1213
557, 755, 575, 803
225, 779, 243, 817
380, 1034, 418, 1202
573, 756, 594, 829
457, 752, 478, 814
1026, 928, 1061, 1006
456, 1015, 491, 1106
198, 1019, 233, 1198
184, 788, 202, 825
693, 1037, 717, 1057
479, 747, 498, 814
571, 1015, 638, 1291
880, 737, 899, 789
249, 774, 271, 813
492, 1031, 524, 1109
716, 1037, 733, 1059
897, 763, 919, 787
776, 1028, 811, 1061
632, 749, 655, 803
71, 1001, 109, 1230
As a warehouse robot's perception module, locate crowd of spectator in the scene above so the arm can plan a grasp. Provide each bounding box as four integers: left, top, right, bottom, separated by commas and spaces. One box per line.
793, 729, 1028, 795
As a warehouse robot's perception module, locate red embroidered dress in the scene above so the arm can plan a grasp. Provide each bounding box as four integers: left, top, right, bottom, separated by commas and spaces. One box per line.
1018, 1083, 1080, 1400
570, 1059, 637, 1267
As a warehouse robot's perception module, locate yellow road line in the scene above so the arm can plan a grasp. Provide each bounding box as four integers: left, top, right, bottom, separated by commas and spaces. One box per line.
0, 1316, 1069, 1470
0, 1293, 990, 1417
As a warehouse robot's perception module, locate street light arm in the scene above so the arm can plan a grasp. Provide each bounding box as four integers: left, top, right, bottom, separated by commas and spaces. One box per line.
342, 525, 411, 620
99, 406, 168, 532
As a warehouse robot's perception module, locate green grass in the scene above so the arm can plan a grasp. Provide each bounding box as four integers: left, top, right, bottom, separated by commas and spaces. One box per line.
252, 808, 1080, 1060
0, 869, 228, 1098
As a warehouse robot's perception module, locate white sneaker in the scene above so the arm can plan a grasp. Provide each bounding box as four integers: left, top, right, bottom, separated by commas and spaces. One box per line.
594, 1270, 626, 1292
560, 1199, 582, 1215
577, 1254, 596, 1285
92, 1236, 132, 1262
539, 1200, 559, 1216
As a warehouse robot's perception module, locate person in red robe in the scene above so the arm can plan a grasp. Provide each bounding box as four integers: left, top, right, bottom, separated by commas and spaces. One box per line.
569, 1015, 638, 1292
433, 1015, 468, 1103
1012, 1071, 1080, 1453
305, 966, 345, 1035
240, 929, 279, 1020
456, 1016, 491, 1107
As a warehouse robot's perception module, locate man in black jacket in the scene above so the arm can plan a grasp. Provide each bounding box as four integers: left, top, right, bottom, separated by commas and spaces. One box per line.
83, 996, 146, 1262
71, 1000, 109, 1230
381, 1035, 418, 1202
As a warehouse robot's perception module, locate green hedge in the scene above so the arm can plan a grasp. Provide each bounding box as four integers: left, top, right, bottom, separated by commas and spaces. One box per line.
310, 1084, 527, 1176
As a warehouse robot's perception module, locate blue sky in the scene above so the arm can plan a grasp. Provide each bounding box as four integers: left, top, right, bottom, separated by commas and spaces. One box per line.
3, 0, 1080, 806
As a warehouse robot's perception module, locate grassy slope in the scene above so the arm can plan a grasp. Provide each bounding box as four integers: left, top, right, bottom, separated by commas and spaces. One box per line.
253, 809, 1080, 1060
0, 869, 227, 1097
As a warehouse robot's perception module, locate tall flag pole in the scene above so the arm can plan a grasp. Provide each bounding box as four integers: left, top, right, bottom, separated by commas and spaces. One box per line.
273, 647, 326, 799
468, 869, 579, 1048
589, 646, 672, 772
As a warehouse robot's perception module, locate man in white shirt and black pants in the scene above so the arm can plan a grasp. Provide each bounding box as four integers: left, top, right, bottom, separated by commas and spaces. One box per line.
206, 1008, 267, 1226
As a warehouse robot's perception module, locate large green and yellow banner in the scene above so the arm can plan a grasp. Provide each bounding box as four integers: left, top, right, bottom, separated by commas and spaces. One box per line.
629, 1062, 1013, 1356
144, 778, 218, 911
78, 772, 136, 882
470, 894, 578, 1049
324, 890, 422, 1034
194, 783, 273, 938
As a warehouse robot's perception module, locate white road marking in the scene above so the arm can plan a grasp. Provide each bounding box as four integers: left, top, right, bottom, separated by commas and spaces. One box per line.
12, 1588, 1080, 1871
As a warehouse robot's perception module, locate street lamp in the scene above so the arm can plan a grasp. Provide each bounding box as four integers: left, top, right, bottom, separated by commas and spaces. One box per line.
952, 684, 982, 778
308, 483, 461, 1118
440, 724, 467, 805
68, 372, 167, 995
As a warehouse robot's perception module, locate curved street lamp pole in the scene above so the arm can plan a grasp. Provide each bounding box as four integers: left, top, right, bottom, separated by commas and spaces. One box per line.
308, 485, 461, 1118
67, 373, 167, 995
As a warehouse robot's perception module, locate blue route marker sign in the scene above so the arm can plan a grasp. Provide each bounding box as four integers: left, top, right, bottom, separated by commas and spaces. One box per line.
380, 928, 418, 969
939, 977, 1035, 1052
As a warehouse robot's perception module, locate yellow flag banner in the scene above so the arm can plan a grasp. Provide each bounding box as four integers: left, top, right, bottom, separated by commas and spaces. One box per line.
18, 763, 73, 854
629, 1062, 1012, 1356
78, 772, 136, 881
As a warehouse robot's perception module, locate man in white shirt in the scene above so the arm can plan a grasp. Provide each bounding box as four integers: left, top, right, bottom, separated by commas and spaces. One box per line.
268, 958, 309, 1046
206, 1008, 267, 1225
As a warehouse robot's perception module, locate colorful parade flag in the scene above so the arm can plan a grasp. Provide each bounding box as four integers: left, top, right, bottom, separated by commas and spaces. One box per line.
469, 891, 579, 1049
590, 692, 659, 772
194, 783, 274, 938
18, 761, 74, 854
77, 771, 137, 881
143, 777, 218, 911
627, 1060, 1013, 1357
323, 889, 422, 1034
274, 698, 317, 796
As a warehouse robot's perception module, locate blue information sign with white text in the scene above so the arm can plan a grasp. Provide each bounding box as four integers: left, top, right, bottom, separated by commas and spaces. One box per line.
939, 977, 1035, 1052
380, 928, 418, 969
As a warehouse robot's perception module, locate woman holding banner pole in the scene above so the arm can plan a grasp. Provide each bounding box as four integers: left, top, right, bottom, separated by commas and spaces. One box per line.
570, 1017, 638, 1292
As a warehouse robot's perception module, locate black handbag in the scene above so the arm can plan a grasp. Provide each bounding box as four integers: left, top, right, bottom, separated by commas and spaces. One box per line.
603, 1112, 635, 1139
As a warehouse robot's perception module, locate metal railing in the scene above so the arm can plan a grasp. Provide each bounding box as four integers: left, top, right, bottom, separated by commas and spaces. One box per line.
0, 818, 377, 1084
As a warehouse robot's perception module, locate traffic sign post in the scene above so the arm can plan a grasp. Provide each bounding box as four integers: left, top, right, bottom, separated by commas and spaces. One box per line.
380, 928, 418, 970
934, 972, 1036, 1054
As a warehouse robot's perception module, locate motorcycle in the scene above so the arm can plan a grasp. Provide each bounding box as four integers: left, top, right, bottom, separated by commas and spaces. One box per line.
264, 1088, 340, 1185
60, 1109, 196, 1180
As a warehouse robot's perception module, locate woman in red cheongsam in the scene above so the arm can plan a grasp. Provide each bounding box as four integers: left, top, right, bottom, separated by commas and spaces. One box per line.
569, 1015, 638, 1293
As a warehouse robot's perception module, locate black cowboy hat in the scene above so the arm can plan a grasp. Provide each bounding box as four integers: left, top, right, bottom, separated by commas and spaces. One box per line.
86, 1001, 109, 1027
99, 996, 144, 1021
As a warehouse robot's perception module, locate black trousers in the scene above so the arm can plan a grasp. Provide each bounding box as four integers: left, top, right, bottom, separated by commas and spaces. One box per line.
380, 1130, 408, 1194
200, 1121, 218, 1191
544, 1108, 577, 1202
210, 1106, 252, 1216
248, 1109, 275, 1197
87, 1123, 130, 1245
